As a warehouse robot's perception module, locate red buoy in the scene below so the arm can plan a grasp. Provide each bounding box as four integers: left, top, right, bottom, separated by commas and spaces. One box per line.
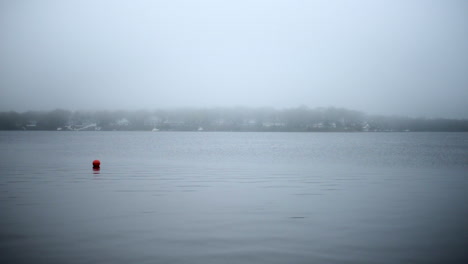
92, 160, 101, 168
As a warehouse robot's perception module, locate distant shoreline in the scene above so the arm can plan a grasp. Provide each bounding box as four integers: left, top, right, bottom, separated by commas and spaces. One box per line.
2, 130, 467, 133
1, 107, 467, 132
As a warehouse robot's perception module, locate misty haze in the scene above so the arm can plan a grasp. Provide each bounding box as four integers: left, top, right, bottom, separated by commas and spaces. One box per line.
1, 1, 468, 264
1, 0, 467, 118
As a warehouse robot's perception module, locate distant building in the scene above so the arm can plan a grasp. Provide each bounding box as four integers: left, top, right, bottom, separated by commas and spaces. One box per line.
243, 119, 257, 127
362, 122, 371, 132
116, 118, 130, 126
26, 121, 37, 129
312, 122, 325, 129
262, 122, 286, 128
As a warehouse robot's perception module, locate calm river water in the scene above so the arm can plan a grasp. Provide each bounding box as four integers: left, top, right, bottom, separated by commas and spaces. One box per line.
1, 131, 467, 263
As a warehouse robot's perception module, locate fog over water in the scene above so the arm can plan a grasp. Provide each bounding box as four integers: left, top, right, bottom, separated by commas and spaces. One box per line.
1, 0, 467, 118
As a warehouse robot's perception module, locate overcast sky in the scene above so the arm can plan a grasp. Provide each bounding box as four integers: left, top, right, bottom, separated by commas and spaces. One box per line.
1, 0, 467, 118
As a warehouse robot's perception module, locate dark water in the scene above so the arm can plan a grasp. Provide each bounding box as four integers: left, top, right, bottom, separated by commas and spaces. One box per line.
1, 131, 467, 264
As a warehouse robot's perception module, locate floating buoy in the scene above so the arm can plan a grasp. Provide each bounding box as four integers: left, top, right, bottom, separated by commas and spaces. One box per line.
92, 160, 101, 168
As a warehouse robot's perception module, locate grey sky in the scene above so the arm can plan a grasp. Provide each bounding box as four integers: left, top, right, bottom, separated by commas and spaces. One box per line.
1, 0, 467, 118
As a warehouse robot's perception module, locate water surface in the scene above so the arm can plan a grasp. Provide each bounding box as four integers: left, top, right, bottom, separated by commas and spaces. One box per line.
1, 132, 467, 263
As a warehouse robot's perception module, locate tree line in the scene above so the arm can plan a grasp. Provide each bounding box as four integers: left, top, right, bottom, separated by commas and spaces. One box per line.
0, 106, 467, 132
